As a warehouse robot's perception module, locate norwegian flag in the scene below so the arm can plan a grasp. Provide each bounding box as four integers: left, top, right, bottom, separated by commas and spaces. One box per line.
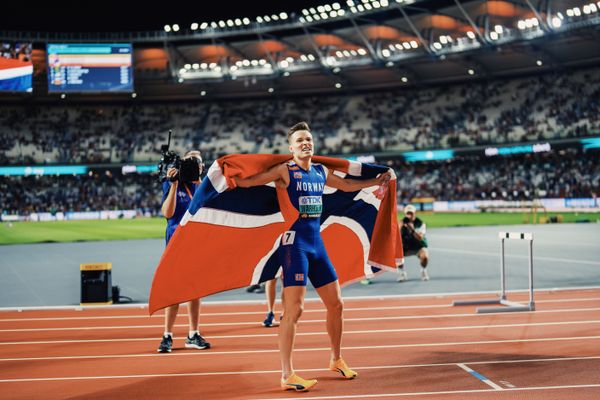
149, 154, 403, 314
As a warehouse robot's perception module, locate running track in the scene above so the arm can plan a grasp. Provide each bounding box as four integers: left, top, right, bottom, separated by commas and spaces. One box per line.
1, 288, 599, 399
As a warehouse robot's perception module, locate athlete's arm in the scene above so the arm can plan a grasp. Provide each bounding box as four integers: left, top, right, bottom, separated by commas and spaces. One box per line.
323, 166, 392, 192
233, 163, 289, 188
161, 168, 179, 219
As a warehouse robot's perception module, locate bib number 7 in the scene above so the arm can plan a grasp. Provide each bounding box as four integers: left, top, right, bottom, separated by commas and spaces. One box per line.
282, 231, 296, 245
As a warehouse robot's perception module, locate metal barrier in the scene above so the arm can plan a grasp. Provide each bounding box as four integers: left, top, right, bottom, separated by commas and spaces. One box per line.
452, 232, 535, 313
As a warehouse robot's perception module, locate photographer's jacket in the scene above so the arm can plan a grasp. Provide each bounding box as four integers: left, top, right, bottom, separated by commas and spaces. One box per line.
162, 181, 198, 243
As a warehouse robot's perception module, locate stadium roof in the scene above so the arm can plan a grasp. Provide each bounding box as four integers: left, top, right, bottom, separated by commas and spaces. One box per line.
2, 0, 600, 101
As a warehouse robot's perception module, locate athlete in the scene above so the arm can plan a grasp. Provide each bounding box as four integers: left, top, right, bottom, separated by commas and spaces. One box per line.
234, 122, 391, 391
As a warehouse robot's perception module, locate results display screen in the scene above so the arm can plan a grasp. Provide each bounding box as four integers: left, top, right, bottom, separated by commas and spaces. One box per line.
47, 43, 133, 92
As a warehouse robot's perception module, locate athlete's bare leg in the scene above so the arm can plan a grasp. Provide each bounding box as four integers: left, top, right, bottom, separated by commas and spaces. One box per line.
279, 285, 306, 379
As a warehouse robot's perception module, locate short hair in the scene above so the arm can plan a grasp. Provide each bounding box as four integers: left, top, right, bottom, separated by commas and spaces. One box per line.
184, 150, 201, 159
288, 122, 310, 142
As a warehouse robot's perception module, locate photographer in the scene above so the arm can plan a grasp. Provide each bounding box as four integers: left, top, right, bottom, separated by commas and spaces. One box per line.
398, 204, 429, 282
157, 150, 211, 353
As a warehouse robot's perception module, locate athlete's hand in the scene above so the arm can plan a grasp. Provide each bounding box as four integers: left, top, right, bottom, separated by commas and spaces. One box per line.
376, 170, 392, 186
167, 168, 179, 183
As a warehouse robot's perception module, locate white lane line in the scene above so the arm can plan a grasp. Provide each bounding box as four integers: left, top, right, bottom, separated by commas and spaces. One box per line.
1, 307, 599, 333
2, 285, 599, 313
1, 335, 599, 362
434, 247, 600, 266
1, 320, 599, 346
0, 355, 599, 384
252, 384, 600, 399
456, 363, 503, 390
2, 297, 599, 323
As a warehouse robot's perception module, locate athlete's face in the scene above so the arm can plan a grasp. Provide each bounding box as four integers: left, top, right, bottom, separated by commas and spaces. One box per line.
289, 130, 314, 160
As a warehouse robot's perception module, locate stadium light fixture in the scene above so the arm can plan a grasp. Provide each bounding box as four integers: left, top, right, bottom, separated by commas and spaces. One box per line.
386, 61, 394, 67
200, 63, 207, 69
302, 9, 310, 15
402, 42, 411, 49
338, 9, 346, 16
251, 60, 259, 66
357, 5, 365, 12
573, 7, 581, 16
179, 68, 186, 74
272, 15, 279, 21
566, 9, 574, 17
410, 41, 418, 48
335, 82, 342, 88
200, 22, 208, 29
552, 17, 562, 28
131, 92, 137, 98
173, 24, 180, 32
280, 60, 290, 68
333, 2, 341, 9
230, 65, 238, 71
178, 78, 184, 83
264, 15, 271, 22
440, 36, 448, 44
218, 20, 226, 28
336, 50, 343, 57
234, 19, 242, 26
280, 12, 288, 19
191, 23, 199, 30
536, 60, 543, 66
357, 48, 367, 55
227, 20, 234, 27
306, 16, 314, 22
257, 16, 263, 23
490, 31, 499, 40
382, 49, 391, 57
401, 76, 408, 82
351, 7, 357, 12
283, 71, 291, 76
211, 22, 218, 28
365, 3, 372, 10
184, 63, 191, 69
308, 54, 316, 61
243, 18, 251, 25
468, 69, 475, 75
466, 31, 475, 39
200, 90, 206, 96
209, 63, 217, 69
373, 1, 381, 9
268, 87, 274, 93
433, 42, 442, 50
333, 67, 341, 73
347, 0, 354, 6
517, 20, 526, 29
243, 59, 250, 66
583, 5, 591, 14
60, 93, 66, 99
494, 25, 503, 34
192, 63, 199, 69
164, 25, 171, 32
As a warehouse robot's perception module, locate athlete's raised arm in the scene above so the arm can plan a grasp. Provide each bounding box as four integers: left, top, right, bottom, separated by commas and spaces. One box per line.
233, 163, 290, 188
324, 166, 391, 192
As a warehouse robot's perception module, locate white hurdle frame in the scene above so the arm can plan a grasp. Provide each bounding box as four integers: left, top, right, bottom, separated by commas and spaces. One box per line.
452, 232, 535, 313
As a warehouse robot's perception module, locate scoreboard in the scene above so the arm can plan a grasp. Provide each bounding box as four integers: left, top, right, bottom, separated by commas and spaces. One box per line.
47, 43, 133, 92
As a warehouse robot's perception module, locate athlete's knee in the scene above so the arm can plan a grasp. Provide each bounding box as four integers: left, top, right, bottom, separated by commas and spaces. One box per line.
421, 256, 429, 267
326, 297, 344, 315
284, 301, 304, 323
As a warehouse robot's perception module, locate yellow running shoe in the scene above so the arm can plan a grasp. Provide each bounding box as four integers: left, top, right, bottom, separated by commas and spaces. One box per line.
329, 357, 358, 379
280, 374, 318, 391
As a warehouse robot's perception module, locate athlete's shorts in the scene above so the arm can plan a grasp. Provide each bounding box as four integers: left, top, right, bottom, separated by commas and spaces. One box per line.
279, 230, 338, 288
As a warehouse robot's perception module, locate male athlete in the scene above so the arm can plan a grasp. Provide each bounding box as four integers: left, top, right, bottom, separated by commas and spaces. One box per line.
234, 122, 391, 391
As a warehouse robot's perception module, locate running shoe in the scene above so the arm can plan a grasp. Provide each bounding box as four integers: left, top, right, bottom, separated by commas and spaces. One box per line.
329, 357, 358, 379
246, 284, 261, 293
281, 374, 318, 391
185, 333, 211, 349
263, 311, 276, 327
360, 279, 372, 285
397, 269, 408, 282
157, 335, 173, 353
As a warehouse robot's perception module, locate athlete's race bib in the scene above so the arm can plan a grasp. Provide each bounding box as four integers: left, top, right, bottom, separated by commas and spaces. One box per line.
298, 196, 322, 216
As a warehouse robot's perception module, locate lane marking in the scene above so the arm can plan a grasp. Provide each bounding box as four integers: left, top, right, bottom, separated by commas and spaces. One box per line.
252, 384, 600, 399
2, 297, 599, 323
456, 363, 503, 390
1, 307, 599, 333
0, 358, 598, 385
434, 247, 600, 266
1, 335, 599, 362
1, 286, 599, 312
1, 319, 599, 346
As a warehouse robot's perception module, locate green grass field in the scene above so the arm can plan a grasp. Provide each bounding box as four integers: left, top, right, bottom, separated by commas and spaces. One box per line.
1, 213, 598, 245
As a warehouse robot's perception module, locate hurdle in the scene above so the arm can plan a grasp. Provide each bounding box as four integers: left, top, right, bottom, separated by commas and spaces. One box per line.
452, 232, 535, 313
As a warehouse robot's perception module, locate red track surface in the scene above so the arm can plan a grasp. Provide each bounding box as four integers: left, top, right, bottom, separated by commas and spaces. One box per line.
1, 289, 599, 399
